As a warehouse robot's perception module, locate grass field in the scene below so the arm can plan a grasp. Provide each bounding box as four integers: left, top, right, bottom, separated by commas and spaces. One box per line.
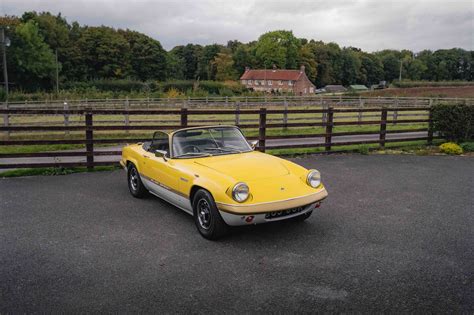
363, 85, 474, 98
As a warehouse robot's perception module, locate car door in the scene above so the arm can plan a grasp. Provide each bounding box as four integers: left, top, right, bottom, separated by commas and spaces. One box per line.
141, 132, 192, 213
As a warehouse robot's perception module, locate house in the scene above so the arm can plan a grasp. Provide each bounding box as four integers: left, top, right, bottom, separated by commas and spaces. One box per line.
240, 66, 315, 95
349, 85, 368, 91
323, 85, 347, 93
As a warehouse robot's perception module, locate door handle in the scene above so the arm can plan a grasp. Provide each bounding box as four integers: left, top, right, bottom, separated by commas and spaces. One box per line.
143, 155, 150, 158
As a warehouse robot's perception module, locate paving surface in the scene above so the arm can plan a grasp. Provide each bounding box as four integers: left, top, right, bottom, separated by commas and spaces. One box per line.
0, 155, 473, 312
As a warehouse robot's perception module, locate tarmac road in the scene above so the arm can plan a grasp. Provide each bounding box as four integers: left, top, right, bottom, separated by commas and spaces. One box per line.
0, 155, 473, 312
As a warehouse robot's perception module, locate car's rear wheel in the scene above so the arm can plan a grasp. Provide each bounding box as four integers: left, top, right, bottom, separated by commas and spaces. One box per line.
127, 163, 147, 198
192, 189, 229, 240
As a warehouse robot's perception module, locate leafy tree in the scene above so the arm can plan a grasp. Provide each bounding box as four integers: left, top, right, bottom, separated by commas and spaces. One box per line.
213, 52, 238, 81
197, 44, 221, 80
358, 53, 384, 85
8, 20, 56, 90
77, 26, 131, 79
232, 44, 257, 76
119, 30, 167, 81
298, 44, 317, 82
255, 30, 301, 69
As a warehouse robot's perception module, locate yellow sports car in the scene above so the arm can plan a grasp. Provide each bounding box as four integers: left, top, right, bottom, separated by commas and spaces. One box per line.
120, 126, 328, 239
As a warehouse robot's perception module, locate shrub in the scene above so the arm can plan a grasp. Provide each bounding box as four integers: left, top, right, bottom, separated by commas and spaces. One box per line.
64, 79, 148, 92
439, 142, 463, 155
357, 144, 370, 155
460, 142, 474, 152
432, 104, 474, 142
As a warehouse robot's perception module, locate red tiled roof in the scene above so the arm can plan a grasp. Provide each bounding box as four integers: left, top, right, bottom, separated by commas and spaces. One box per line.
240, 69, 303, 81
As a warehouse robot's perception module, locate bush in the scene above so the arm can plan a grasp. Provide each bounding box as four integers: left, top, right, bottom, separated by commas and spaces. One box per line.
439, 142, 463, 155
0, 86, 6, 102
460, 142, 474, 152
357, 144, 370, 155
432, 104, 474, 142
64, 79, 148, 92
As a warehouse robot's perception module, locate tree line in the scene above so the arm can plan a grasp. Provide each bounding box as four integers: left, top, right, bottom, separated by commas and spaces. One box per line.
0, 11, 472, 92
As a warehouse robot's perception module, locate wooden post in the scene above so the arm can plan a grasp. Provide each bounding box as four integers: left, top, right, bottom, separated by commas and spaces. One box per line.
380, 107, 387, 148
3, 101, 9, 139
358, 96, 363, 123
258, 108, 267, 152
283, 96, 288, 129
181, 107, 188, 127
427, 107, 434, 145
393, 97, 399, 125
124, 97, 130, 134
64, 100, 70, 136
85, 112, 94, 171
322, 101, 327, 124
235, 102, 240, 125
325, 107, 333, 151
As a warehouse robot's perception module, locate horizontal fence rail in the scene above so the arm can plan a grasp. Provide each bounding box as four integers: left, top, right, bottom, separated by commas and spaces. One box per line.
0, 105, 439, 170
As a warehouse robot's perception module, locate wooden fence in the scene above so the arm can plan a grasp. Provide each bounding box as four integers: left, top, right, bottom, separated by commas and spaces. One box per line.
0, 106, 435, 170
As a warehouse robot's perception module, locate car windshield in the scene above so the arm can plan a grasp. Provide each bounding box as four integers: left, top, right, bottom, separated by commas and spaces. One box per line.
172, 127, 252, 158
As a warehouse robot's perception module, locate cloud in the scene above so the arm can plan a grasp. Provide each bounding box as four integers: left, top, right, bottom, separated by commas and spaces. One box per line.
1, 0, 472, 51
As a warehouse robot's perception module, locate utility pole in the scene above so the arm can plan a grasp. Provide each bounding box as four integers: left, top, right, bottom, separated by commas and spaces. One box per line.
1, 28, 9, 99
399, 60, 403, 82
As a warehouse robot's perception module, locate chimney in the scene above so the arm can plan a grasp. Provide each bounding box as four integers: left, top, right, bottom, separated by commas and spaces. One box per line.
245, 66, 250, 72
300, 65, 305, 73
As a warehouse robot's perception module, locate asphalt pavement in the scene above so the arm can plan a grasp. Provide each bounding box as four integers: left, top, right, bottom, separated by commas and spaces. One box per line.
0, 154, 473, 312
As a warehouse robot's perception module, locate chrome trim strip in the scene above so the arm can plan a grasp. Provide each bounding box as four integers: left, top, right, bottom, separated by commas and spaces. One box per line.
216, 190, 325, 208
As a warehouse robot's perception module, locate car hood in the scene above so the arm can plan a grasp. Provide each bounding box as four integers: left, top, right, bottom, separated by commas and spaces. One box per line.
194, 152, 289, 181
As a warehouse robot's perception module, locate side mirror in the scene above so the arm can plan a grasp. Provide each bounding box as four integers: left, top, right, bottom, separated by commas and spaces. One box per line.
155, 150, 168, 161
249, 140, 258, 150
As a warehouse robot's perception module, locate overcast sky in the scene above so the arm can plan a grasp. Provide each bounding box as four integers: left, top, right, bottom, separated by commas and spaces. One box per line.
1, 0, 473, 52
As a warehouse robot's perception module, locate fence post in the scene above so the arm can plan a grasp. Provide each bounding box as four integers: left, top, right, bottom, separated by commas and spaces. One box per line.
380, 107, 387, 148
283, 96, 288, 129
358, 96, 363, 123
64, 100, 70, 136
124, 97, 130, 134
3, 101, 9, 139
235, 102, 240, 125
427, 107, 434, 145
181, 107, 188, 127
393, 97, 399, 125
325, 107, 333, 152
85, 112, 94, 171
258, 108, 267, 152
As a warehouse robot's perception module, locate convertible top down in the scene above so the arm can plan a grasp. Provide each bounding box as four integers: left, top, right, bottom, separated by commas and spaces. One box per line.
121, 125, 328, 239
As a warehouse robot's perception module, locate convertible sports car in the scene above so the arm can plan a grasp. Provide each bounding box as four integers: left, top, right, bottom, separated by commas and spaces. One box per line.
120, 126, 328, 239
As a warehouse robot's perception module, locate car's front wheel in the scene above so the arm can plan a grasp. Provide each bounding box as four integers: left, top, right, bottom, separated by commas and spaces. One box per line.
127, 163, 147, 198
192, 189, 229, 240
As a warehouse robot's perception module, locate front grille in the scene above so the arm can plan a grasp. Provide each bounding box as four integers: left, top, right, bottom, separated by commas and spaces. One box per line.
264, 205, 307, 219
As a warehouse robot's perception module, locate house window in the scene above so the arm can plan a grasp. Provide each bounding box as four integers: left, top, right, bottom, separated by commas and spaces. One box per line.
254, 80, 259, 86
309, 87, 314, 93
261, 80, 265, 85
278, 80, 283, 85
247, 80, 252, 85
288, 80, 293, 86
242, 80, 247, 85
268, 80, 272, 86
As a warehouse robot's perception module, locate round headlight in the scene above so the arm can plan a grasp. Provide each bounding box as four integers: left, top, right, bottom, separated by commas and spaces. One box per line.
232, 182, 249, 203
306, 170, 321, 188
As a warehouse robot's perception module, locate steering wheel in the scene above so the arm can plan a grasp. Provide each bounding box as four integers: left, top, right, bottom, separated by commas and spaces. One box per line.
182, 145, 201, 153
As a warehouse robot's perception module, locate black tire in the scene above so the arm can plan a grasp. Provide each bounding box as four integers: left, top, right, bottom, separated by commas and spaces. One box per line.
292, 210, 313, 222
127, 163, 147, 198
192, 189, 229, 240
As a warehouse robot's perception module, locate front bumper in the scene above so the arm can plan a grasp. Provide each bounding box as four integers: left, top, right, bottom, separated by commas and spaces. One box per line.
217, 187, 327, 226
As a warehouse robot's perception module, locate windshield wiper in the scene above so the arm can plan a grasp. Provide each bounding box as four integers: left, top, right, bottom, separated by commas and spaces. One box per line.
203, 147, 242, 153
175, 152, 212, 158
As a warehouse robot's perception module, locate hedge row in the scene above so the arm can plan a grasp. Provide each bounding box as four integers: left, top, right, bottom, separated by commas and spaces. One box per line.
432, 103, 474, 142
393, 80, 474, 88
